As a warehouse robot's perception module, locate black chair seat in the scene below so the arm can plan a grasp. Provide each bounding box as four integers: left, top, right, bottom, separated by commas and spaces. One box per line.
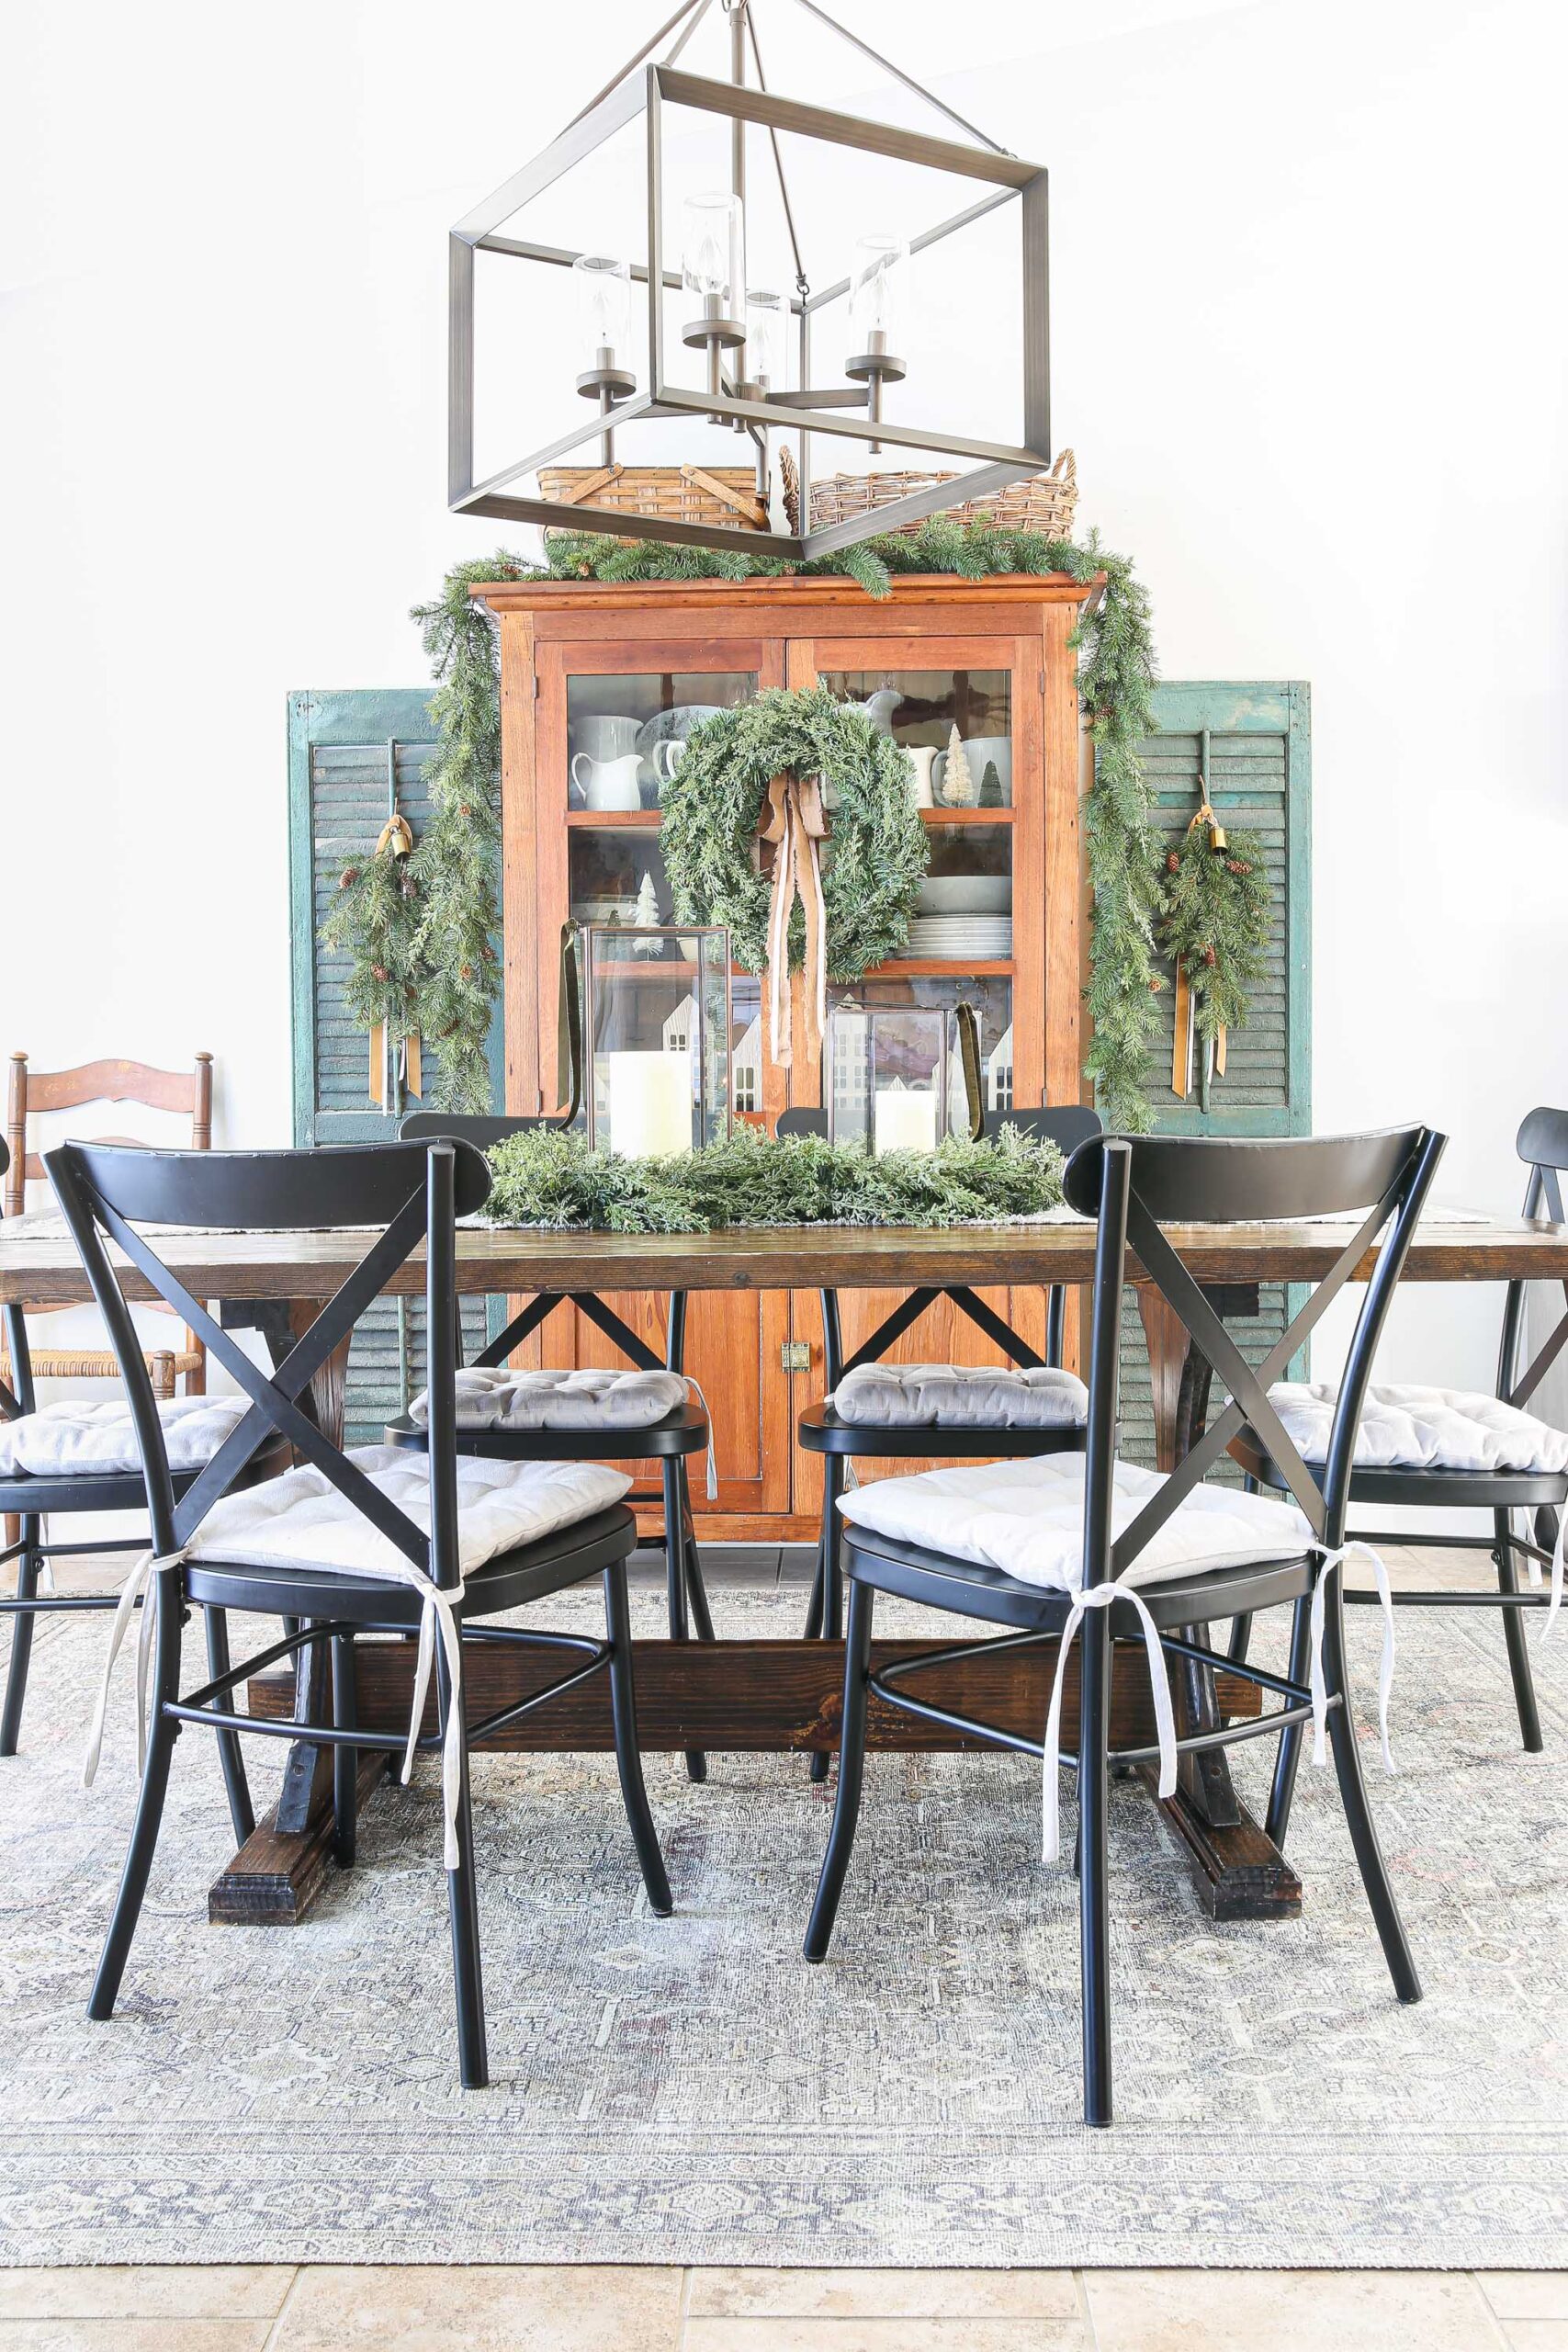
382, 1403, 709, 1462
1233, 1430, 1568, 1512
842, 1521, 1316, 1634
799, 1396, 1087, 1460
181, 1502, 638, 1624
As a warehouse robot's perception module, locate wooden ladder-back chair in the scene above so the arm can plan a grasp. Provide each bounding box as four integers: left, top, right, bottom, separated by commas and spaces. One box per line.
4, 1053, 214, 1399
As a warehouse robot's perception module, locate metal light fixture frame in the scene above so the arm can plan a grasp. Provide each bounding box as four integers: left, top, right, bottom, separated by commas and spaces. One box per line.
448, 6, 1051, 560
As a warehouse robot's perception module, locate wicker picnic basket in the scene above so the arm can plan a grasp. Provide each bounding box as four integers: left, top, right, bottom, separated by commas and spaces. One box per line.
536, 461, 771, 534
782, 446, 1077, 539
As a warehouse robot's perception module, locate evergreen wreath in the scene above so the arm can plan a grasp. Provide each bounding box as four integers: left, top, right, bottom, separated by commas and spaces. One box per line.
658, 684, 928, 979
1160, 802, 1271, 1080
321, 815, 422, 1069
325, 523, 1161, 1123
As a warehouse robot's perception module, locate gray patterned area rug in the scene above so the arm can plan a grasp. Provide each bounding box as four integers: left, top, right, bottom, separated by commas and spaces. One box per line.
1, 1567, 1565, 2269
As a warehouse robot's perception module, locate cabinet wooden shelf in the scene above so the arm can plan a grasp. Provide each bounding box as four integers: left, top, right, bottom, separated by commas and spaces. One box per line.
476, 570, 1100, 1541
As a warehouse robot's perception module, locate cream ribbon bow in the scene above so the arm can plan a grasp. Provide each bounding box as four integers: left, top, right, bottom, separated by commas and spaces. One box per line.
756, 772, 829, 1070
1040, 1577, 1179, 1867
1307, 1542, 1396, 1770
83, 1545, 190, 1788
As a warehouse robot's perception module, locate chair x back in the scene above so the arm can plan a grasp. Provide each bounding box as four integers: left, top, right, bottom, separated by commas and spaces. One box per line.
805, 1124, 1444, 2127
397, 1109, 716, 1782
6, 1052, 214, 1397
46, 1136, 667, 2089
1237, 1104, 1568, 1777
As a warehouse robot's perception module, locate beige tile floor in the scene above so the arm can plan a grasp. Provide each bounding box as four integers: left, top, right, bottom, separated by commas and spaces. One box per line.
0, 2265, 1562, 2350
5, 1545, 1560, 2347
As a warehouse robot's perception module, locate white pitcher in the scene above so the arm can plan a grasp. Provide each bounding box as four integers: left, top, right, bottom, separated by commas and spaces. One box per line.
906, 744, 938, 809
571, 752, 643, 811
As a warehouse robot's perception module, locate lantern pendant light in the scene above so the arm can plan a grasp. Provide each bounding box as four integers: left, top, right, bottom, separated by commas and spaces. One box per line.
447, 0, 1052, 558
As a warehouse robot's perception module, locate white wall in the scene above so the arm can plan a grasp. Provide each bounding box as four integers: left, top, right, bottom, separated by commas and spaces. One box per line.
3, 0, 1564, 1393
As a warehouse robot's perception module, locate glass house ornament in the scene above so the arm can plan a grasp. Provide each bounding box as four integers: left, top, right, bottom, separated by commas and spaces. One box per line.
446, 0, 1052, 558
581, 923, 732, 1160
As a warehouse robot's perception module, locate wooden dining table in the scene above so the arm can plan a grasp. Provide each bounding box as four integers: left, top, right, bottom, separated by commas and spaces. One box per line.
5, 1210, 1565, 1933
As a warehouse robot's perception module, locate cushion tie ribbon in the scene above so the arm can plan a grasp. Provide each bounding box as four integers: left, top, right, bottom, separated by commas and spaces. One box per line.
1040, 1578, 1178, 1867
755, 772, 829, 1071
83, 1545, 190, 1788
1308, 1542, 1396, 1771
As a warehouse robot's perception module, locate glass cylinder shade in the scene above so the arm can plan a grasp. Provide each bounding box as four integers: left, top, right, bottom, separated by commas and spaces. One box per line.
745, 288, 784, 390
583, 924, 731, 1159
573, 253, 632, 369
848, 232, 909, 352
828, 1001, 947, 1155
682, 190, 745, 311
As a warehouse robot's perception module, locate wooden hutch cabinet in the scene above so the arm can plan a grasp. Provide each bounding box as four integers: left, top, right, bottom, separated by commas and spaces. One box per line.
473, 571, 1100, 1542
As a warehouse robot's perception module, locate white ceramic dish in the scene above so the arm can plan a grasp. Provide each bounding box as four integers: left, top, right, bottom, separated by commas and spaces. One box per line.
916, 876, 1013, 915
634, 705, 728, 758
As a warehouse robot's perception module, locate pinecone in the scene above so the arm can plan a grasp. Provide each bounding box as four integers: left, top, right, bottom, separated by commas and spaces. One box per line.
1201, 944, 1217, 968
1225, 857, 1252, 875
1166, 850, 1180, 874
338, 866, 359, 889
460, 963, 473, 982
458, 801, 471, 819
371, 962, 389, 982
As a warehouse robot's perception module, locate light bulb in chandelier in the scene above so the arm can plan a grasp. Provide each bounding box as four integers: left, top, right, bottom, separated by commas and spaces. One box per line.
845, 232, 909, 454
744, 288, 784, 394
573, 254, 632, 373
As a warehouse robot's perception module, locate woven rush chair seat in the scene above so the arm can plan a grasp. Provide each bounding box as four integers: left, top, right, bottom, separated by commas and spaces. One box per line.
0, 1345, 204, 1398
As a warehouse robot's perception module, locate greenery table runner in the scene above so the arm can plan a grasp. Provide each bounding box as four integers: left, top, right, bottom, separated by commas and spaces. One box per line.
481, 1124, 1067, 1234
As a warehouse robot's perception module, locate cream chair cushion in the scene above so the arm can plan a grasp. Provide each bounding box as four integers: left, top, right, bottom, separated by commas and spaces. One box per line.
1268, 1382, 1568, 1475
0, 1394, 252, 1480
837, 1453, 1311, 1593
831, 1363, 1088, 1430
408, 1366, 688, 1433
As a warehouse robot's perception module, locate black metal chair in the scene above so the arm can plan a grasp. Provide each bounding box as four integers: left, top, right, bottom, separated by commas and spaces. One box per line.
780, 1105, 1102, 1779
392, 1111, 716, 1783
0, 1137, 276, 1820
1235, 1105, 1568, 1815
47, 1136, 671, 2090
803, 1124, 1445, 2126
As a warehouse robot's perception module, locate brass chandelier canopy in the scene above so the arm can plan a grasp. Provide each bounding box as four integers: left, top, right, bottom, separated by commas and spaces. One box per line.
447, 0, 1051, 560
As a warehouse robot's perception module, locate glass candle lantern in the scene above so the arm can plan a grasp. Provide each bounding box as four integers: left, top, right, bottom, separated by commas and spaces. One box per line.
682, 190, 745, 314
573, 253, 633, 374
582, 924, 732, 1159
743, 288, 784, 393
848, 232, 909, 353
828, 1001, 947, 1155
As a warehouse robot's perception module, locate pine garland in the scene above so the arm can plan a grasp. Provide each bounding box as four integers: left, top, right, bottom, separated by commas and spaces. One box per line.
483, 1120, 1066, 1234
660, 685, 928, 978
324, 522, 1164, 1123
1161, 820, 1272, 1050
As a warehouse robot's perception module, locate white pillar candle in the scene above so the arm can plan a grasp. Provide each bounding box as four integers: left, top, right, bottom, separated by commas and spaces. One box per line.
604, 1050, 693, 1158
873, 1085, 939, 1155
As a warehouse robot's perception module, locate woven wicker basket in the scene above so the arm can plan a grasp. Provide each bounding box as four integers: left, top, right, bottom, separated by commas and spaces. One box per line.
783, 447, 1077, 540
536, 461, 771, 534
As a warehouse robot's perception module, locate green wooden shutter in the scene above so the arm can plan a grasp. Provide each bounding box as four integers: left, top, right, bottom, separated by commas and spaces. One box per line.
288, 688, 501, 1441
1111, 681, 1311, 1463
1140, 681, 1311, 1136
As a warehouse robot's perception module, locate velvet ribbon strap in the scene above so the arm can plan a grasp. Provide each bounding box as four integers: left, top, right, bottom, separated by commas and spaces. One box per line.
755, 772, 829, 1070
